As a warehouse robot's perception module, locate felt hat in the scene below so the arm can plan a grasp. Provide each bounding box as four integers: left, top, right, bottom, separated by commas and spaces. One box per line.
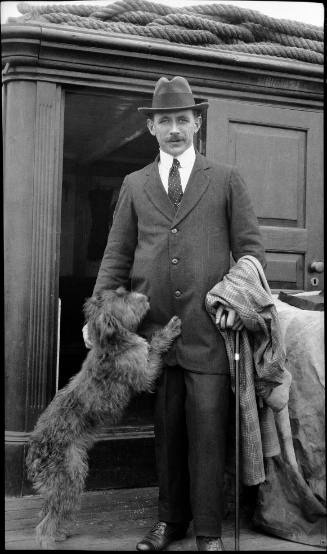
138, 76, 209, 115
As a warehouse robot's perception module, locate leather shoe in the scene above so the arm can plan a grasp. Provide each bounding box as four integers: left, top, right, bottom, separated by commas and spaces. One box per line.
136, 521, 188, 551
196, 536, 225, 551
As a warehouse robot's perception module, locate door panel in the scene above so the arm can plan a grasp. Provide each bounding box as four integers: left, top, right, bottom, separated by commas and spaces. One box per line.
229, 122, 305, 226
265, 252, 304, 290
206, 99, 323, 291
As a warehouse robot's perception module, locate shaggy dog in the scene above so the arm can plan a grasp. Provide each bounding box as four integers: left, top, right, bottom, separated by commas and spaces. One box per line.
26, 287, 181, 549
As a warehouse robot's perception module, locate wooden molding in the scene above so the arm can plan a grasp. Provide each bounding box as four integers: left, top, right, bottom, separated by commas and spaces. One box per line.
25, 82, 64, 428
5, 431, 31, 444
5, 425, 155, 444
1, 23, 323, 109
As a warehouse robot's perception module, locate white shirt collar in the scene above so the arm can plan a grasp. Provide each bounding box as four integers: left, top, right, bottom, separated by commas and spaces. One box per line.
159, 144, 196, 169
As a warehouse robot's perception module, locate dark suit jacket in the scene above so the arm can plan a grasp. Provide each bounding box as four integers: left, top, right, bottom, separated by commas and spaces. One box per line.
93, 152, 266, 373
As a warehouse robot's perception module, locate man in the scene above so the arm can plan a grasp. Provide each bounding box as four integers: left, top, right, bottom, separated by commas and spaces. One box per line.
83, 76, 266, 551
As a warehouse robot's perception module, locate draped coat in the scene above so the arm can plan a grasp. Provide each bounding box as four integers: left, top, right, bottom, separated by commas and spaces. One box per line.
93, 151, 266, 373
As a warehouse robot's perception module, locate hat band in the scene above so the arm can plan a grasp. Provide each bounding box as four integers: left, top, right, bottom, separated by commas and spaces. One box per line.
152, 92, 195, 109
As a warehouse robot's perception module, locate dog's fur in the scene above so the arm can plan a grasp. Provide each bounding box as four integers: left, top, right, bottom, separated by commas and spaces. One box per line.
26, 287, 181, 549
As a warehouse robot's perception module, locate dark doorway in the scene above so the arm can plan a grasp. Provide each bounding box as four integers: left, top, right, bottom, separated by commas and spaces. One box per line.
59, 89, 159, 429
59, 87, 207, 434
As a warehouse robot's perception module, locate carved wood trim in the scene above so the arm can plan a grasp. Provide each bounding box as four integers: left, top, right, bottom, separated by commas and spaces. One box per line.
26, 82, 64, 429
1, 24, 323, 110
2, 24, 323, 76
5, 425, 155, 444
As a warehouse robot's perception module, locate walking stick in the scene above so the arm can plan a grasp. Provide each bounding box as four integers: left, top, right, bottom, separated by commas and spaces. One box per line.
234, 329, 240, 551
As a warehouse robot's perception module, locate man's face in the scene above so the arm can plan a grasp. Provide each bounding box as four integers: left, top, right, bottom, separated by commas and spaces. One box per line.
147, 109, 202, 157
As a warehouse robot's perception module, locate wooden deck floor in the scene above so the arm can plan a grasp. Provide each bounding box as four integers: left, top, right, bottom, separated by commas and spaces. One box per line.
5, 487, 325, 551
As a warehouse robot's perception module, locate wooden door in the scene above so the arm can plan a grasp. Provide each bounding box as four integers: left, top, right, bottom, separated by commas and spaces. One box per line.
206, 99, 323, 291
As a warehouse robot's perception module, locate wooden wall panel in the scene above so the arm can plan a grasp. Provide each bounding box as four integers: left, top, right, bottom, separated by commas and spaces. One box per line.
207, 99, 323, 291
229, 123, 305, 226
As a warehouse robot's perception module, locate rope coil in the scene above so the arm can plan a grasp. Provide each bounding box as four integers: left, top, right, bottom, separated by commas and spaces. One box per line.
185, 3, 323, 40
214, 42, 324, 64
17, 2, 95, 17
112, 11, 157, 25
149, 13, 256, 43
38, 12, 219, 45
92, 0, 172, 20
15, 1, 323, 65
243, 22, 324, 53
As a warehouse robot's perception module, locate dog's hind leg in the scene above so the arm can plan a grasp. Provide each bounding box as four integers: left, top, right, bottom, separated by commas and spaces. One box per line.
54, 444, 89, 542
35, 489, 78, 549
35, 512, 61, 550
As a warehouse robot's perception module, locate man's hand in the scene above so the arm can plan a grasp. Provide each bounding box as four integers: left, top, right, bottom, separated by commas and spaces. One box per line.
215, 305, 244, 331
82, 323, 93, 349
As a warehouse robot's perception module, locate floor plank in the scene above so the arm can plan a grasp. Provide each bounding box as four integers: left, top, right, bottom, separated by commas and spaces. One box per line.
5, 487, 325, 551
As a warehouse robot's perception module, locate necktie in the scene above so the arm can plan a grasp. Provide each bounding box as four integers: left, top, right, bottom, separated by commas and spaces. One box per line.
168, 158, 183, 210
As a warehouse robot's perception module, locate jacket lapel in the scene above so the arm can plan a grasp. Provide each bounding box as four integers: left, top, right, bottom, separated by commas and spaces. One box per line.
173, 152, 211, 226
143, 152, 211, 224
144, 156, 175, 220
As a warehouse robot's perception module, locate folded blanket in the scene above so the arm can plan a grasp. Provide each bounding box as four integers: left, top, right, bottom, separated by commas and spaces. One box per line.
206, 255, 294, 485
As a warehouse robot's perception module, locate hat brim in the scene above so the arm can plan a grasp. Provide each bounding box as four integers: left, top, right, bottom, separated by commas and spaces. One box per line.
138, 101, 209, 116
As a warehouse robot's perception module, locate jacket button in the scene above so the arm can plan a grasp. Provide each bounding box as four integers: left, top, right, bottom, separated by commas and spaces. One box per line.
175, 290, 182, 297
172, 258, 179, 265
171, 228, 178, 234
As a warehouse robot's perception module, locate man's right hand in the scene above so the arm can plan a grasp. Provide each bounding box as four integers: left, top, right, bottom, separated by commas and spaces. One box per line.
215, 305, 244, 331
82, 323, 93, 349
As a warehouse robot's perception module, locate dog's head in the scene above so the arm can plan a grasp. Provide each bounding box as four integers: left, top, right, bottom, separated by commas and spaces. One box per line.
84, 287, 150, 349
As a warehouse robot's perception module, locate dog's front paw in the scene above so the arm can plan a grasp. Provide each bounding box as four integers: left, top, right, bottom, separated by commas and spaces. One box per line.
164, 316, 182, 340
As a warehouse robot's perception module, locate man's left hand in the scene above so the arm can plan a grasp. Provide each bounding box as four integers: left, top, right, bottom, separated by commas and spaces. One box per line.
215, 305, 244, 331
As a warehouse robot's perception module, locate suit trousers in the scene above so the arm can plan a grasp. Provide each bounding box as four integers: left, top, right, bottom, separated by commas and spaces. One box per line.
154, 365, 230, 537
